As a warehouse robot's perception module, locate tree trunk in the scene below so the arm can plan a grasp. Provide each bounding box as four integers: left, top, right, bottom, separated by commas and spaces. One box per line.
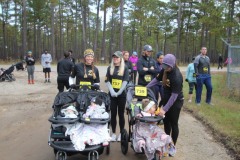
119, 0, 124, 51
51, 1, 56, 60
22, 0, 27, 58
80, 0, 87, 52
109, 9, 115, 63
93, 0, 101, 52
101, 0, 106, 63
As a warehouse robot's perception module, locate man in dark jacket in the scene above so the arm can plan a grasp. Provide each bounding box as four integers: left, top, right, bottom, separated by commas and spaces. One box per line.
137, 44, 157, 86
57, 51, 74, 92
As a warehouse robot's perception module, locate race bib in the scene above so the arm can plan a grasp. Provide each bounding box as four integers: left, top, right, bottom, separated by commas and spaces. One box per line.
135, 86, 147, 97
193, 73, 196, 77
203, 67, 208, 73
112, 79, 122, 89
80, 81, 91, 89
144, 75, 152, 82
132, 63, 136, 66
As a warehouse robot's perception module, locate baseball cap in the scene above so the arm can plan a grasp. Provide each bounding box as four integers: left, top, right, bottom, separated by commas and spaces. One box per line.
132, 51, 137, 56
143, 45, 153, 51
112, 51, 123, 58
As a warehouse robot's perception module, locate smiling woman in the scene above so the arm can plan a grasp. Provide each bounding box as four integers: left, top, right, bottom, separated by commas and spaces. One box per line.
68, 49, 100, 89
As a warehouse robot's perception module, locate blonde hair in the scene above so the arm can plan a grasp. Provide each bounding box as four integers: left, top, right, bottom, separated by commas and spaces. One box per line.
110, 57, 125, 76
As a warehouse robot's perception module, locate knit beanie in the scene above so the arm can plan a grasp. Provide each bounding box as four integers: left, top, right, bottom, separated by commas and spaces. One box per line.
162, 54, 176, 68
84, 49, 94, 57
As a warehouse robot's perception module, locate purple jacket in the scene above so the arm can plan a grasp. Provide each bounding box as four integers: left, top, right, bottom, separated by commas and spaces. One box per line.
129, 56, 138, 70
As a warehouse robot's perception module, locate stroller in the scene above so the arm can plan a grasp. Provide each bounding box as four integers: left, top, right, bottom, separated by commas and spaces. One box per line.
48, 85, 111, 160
120, 84, 164, 159
0, 61, 24, 82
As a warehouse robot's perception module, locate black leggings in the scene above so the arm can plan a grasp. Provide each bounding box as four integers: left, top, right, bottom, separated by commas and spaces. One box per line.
132, 70, 137, 84
163, 100, 183, 145
110, 96, 126, 133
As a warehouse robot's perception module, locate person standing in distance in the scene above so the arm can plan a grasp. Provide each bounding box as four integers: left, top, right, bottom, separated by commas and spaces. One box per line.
25, 51, 35, 84
129, 51, 138, 85
41, 49, 52, 83
194, 47, 213, 106
137, 45, 157, 86
122, 51, 133, 83
105, 51, 129, 142
57, 51, 74, 92
217, 54, 223, 70
185, 57, 197, 103
68, 49, 76, 64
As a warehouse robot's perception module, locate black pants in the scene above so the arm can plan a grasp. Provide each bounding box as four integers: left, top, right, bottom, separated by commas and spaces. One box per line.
133, 70, 137, 85
57, 77, 70, 92
110, 96, 126, 133
163, 99, 183, 145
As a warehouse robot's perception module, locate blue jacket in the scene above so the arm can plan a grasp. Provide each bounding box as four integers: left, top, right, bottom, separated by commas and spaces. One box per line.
186, 63, 196, 82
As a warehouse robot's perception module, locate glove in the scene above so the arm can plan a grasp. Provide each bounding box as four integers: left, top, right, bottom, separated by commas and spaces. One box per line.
185, 79, 188, 82
193, 73, 198, 77
156, 73, 161, 81
92, 84, 100, 90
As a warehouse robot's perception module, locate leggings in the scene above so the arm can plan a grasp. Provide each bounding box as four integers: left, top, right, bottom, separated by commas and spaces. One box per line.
27, 65, 35, 80
163, 99, 183, 145
132, 70, 137, 85
110, 96, 126, 133
188, 82, 197, 94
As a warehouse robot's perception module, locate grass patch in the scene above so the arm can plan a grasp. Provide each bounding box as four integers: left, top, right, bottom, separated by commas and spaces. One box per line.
183, 72, 240, 159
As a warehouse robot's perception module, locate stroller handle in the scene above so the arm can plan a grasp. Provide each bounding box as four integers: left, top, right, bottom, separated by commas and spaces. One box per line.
135, 115, 164, 123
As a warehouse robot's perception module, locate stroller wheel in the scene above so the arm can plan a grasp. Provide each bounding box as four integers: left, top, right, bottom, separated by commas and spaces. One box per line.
88, 150, 99, 160
106, 143, 110, 155
55, 151, 67, 160
120, 129, 129, 155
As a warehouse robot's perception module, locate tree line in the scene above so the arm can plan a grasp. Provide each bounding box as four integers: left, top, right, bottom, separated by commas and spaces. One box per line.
0, 0, 239, 64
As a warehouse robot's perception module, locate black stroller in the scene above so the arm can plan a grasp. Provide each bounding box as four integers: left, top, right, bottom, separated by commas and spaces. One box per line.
0, 61, 24, 82
120, 84, 164, 159
48, 86, 111, 160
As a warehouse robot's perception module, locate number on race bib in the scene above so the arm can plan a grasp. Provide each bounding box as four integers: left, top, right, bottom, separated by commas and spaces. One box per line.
135, 86, 147, 96
112, 79, 122, 89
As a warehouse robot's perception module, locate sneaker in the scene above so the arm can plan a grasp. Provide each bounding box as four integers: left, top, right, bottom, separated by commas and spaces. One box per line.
44, 79, 47, 83
48, 79, 51, 83
196, 103, 201, 106
102, 141, 109, 146
207, 102, 214, 106
169, 145, 176, 157
111, 133, 117, 142
117, 133, 121, 142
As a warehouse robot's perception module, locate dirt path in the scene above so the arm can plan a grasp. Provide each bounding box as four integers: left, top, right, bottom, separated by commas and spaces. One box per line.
0, 65, 233, 160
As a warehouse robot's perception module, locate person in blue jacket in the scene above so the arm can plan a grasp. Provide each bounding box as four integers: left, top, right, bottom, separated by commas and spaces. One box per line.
185, 57, 197, 103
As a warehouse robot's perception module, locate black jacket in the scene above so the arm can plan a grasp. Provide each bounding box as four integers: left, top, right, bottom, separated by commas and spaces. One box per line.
57, 58, 74, 79
137, 55, 157, 85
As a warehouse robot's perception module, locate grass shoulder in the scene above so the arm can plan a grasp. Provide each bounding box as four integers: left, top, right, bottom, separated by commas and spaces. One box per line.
183, 72, 240, 160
